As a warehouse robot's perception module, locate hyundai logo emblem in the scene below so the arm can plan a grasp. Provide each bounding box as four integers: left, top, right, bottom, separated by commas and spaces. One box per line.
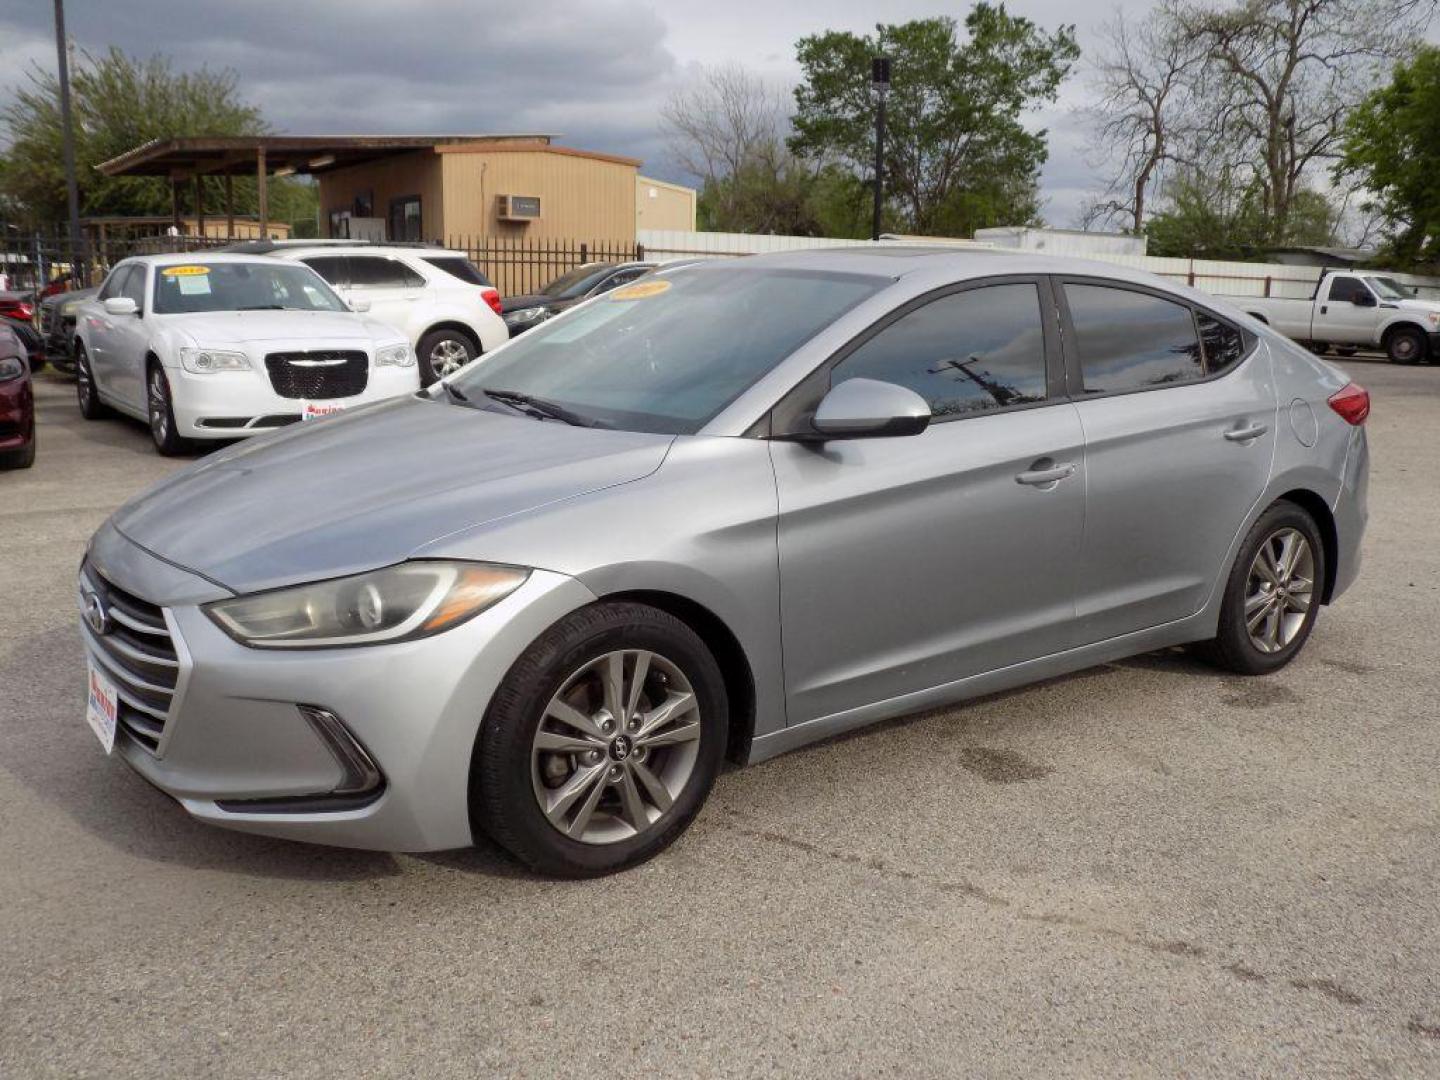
83, 591, 112, 636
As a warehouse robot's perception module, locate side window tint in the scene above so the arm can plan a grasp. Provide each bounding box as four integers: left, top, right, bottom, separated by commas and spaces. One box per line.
1066, 284, 1203, 394
834, 283, 1048, 419
1327, 276, 1363, 303
349, 257, 424, 288
304, 256, 350, 287
1196, 312, 1247, 375
98, 265, 131, 301
594, 267, 648, 295
120, 265, 147, 308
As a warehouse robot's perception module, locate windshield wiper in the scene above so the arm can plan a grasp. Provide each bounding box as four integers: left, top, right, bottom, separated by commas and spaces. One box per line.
238, 304, 285, 310
441, 381, 472, 405
479, 388, 603, 428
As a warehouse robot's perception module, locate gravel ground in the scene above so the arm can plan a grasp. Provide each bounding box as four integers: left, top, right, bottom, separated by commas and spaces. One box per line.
2, 358, 1438, 1078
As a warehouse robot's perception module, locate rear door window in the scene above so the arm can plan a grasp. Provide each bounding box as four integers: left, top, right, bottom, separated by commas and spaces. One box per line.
832, 283, 1049, 419
1064, 284, 1204, 394
421, 256, 492, 287
1196, 312, 1248, 375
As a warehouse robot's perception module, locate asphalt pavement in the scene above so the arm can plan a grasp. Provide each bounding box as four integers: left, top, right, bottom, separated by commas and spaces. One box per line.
2, 358, 1438, 1078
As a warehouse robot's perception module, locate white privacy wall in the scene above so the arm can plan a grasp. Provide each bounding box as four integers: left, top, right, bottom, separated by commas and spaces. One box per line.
638, 230, 1440, 302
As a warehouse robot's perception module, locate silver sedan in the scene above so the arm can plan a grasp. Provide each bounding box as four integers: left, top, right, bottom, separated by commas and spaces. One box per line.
78, 250, 1368, 876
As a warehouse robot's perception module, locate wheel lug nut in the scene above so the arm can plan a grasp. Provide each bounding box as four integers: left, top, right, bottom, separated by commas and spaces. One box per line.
608, 765, 623, 781
584, 750, 601, 764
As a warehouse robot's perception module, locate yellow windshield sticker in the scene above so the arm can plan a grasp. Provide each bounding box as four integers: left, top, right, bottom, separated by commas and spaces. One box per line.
162, 265, 210, 277
610, 279, 670, 301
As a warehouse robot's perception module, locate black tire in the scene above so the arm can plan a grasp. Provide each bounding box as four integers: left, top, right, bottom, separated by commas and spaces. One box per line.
1307, 342, 1330, 355
473, 601, 728, 878
74, 342, 110, 419
1196, 501, 1326, 675
1386, 326, 1426, 365
146, 362, 190, 456
1334, 346, 1359, 358
416, 328, 477, 386
0, 422, 35, 469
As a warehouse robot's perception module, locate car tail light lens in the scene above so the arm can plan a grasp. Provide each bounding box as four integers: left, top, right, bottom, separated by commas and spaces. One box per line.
481, 288, 502, 315
1327, 383, 1370, 425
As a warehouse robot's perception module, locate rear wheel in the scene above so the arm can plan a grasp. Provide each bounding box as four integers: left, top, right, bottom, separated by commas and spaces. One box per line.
1197, 502, 1325, 675
146, 364, 190, 456
1386, 326, 1426, 365
473, 602, 728, 877
417, 329, 476, 386
75, 343, 109, 419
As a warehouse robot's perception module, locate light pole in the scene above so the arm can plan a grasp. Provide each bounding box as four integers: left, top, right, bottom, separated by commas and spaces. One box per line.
53, 0, 84, 284
871, 56, 891, 242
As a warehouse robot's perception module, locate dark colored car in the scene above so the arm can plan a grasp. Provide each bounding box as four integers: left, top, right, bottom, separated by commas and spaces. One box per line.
2, 315, 45, 374
39, 286, 95, 375
500, 261, 655, 334
0, 322, 35, 469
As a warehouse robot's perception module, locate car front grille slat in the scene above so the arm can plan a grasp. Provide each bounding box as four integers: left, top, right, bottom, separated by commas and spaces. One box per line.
263, 351, 369, 400
80, 562, 180, 754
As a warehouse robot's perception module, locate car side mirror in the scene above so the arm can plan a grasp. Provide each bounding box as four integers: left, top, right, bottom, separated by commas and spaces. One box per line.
807, 377, 932, 440
103, 297, 138, 317
350, 298, 371, 313
1353, 293, 1376, 308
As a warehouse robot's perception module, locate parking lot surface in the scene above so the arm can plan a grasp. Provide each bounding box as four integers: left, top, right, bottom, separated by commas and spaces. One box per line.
2, 360, 1438, 1078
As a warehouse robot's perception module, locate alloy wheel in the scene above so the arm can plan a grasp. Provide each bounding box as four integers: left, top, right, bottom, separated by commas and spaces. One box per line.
1243, 527, 1315, 654
531, 649, 702, 845
428, 338, 471, 379
77, 355, 92, 408
1394, 335, 1419, 361
148, 368, 169, 444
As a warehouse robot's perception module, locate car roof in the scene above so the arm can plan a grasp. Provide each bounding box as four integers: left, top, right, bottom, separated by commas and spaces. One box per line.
229, 241, 468, 259
121, 251, 303, 267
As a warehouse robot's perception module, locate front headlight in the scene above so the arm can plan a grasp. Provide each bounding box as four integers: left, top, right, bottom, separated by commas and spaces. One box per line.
503, 306, 551, 327
205, 561, 529, 649
180, 347, 251, 374
375, 342, 415, 367
0, 356, 25, 382
62, 300, 80, 315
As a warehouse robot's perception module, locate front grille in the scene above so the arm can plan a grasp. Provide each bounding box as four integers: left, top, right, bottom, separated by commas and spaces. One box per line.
80, 562, 179, 754
264, 351, 368, 400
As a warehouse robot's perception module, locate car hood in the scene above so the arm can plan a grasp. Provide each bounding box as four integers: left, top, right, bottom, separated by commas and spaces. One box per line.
110, 395, 675, 594
1392, 298, 1440, 316
162, 309, 389, 345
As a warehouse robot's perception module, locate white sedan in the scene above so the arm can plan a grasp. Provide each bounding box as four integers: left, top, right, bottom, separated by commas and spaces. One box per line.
74, 253, 419, 455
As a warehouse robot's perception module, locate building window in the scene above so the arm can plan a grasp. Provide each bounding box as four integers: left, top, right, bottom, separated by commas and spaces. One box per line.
389, 195, 422, 242
328, 208, 351, 238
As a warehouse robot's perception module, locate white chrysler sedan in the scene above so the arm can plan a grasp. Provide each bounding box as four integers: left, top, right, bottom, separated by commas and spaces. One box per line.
74, 253, 419, 454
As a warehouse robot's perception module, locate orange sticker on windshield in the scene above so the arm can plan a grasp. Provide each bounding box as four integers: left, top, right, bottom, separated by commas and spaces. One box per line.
610, 279, 670, 301
161, 265, 210, 277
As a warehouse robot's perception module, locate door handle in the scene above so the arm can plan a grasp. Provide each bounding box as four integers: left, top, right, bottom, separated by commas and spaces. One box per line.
1320, 304, 1328, 315
1223, 423, 1269, 442
1015, 462, 1076, 487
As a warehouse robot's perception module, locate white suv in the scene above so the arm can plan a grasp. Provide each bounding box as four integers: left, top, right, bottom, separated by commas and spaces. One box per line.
267, 244, 509, 384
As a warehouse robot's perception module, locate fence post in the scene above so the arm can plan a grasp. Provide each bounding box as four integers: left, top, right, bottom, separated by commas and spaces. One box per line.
1264, 275, 1271, 298
636, 242, 644, 261
580, 242, 588, 265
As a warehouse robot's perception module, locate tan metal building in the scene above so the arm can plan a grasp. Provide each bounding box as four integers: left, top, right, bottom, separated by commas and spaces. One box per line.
98, 135, 696, 246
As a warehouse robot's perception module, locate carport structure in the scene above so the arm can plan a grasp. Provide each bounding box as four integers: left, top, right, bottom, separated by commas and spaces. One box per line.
95, 135, 549, 239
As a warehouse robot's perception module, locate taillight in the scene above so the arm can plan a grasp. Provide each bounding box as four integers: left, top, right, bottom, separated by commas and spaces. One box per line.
481, 288, 502, 316
1327, 382, 1370, 425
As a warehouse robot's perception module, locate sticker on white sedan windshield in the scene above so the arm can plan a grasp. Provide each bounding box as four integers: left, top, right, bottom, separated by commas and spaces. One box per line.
161, 265, 210, 276
162, 265, 213, 295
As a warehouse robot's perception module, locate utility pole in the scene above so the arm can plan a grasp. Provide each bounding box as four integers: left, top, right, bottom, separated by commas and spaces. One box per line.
53, 0, 85, 284
871, 56, 891, 242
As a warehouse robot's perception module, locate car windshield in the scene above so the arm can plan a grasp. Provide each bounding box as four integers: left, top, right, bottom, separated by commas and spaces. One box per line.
540, 264, 616, 300
152, 261, 348, 315
451, 266, 886, 435
1368, 276, 1412, 300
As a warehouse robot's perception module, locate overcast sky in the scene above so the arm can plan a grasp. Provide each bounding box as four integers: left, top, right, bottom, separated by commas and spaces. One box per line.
0, 0, 1185, 227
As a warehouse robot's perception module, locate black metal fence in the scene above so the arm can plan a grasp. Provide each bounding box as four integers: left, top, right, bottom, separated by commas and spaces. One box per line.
0, 226, 644, 310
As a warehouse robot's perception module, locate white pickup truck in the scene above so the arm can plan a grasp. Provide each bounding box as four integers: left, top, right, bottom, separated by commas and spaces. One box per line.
1234, 270, 1440, 364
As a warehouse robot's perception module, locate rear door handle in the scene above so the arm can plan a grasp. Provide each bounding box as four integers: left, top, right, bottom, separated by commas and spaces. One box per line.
1224, 424, 1269, 442
1015, 463, 1076, 487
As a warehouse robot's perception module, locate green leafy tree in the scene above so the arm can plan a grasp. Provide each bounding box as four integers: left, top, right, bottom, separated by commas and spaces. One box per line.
1337, 45, 1440, 267
0, 47, 313, 232
790, 6, 1079, 236
1146, 168, 1337, 257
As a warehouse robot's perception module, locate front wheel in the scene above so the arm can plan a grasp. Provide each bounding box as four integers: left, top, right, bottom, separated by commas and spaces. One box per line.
75, 343, 110, 419
1387, 326, 1426, 365
473, 602, 728, 877
417, 329, 476, 386
147, 364, 190, 456
1197, 502, 1326, 675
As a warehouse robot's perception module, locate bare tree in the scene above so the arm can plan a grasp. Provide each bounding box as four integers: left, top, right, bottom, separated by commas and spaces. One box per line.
1171, 0, 1433, 243
1083, 9, 1202, 233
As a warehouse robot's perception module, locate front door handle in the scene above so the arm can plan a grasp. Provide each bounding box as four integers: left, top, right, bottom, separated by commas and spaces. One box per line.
1223, 423, 1269, 443
1015, 462, 1076, 487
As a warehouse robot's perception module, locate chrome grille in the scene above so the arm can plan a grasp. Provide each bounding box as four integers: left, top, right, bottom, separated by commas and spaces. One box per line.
79, 562, 179, 754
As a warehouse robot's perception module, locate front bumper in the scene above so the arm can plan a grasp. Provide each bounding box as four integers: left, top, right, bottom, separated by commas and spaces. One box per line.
81, 523, 595, 851
0, 377, 34, 452
166, 359, 420, 440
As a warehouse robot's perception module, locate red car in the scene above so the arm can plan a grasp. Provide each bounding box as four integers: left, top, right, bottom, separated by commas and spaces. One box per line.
0, 322, 35, 469
0, 290, 36, 323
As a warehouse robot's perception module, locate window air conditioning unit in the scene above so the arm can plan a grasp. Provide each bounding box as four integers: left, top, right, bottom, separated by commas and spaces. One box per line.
497, 194, 542, 222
